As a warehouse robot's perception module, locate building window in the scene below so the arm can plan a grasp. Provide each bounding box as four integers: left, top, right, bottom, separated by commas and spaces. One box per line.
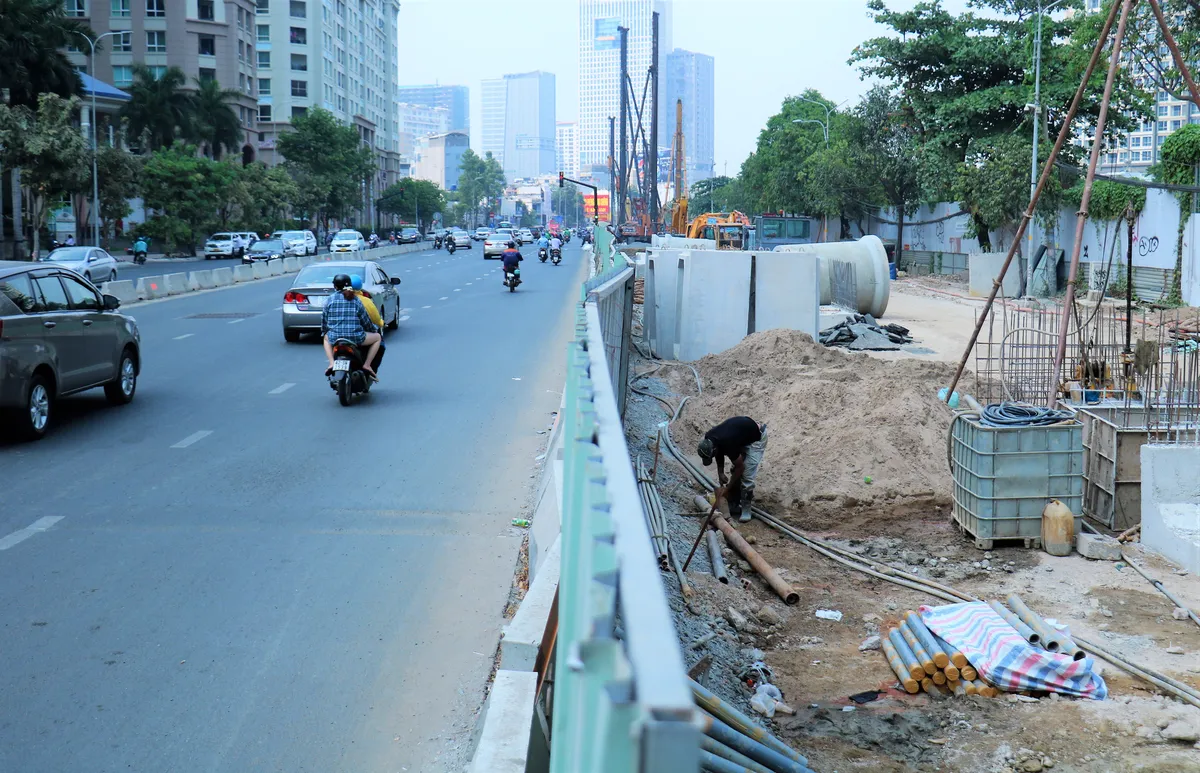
256, 0, 268, 13
199, 67, 216, 82
291, 106, 307, 118
111, 0, 129, 16
198, 0, 214, 19
1172, 104, 1183, 116
1159, 120, 1168, 132
291, 79, 307, 97
336, 0, 344, 15
258, 77, 270, 95
238, 41, 245, 61
259, 104, 272, 122
1173, 120, 1183, 130
290, 26, 307, 44
1131, 136, 1141, 147
112, 65, 133, 86
290, 53, 307, 71
289, 0, 305, 17
257, 51, 271, 68
257, 24, 270, 42
198, 35, 216, 56
146, 0, 164, 16
148, 65, 167, 78
1158, 105, 1168, 116
146, 30, 166, 53
65, 0, 86, 16
114, 31, 132, 51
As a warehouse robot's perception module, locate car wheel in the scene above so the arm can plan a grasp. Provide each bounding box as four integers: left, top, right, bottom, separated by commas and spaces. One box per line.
104, 348, 138, 405
16, 373, 53, 441
284, 329, 302, 343
387, 305, 399, 330
108, 271, 117, 283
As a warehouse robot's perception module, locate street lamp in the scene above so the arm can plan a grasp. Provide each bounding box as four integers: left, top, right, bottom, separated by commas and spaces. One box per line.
76, 30, 124, 248
792, 118, 829, 147
794, 95, 834, 147
1027, 0, 1067, 294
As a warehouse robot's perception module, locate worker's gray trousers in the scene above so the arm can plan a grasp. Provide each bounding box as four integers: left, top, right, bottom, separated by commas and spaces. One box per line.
741, 424, 768, 498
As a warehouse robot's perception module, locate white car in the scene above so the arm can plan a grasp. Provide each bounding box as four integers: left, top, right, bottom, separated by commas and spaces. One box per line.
473, 227, 490, 241
330, 229, 367, 254
37, 246, 120, 284
204, 232, 246, 259
276, 230, 318, 257
517, 228, 534, 245
484, 234, 515, 258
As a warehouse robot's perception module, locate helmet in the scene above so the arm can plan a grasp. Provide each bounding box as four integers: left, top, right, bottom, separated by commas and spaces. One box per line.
507, 241, 517, 248
350, 274, 364, 291
332, 273, 353, 290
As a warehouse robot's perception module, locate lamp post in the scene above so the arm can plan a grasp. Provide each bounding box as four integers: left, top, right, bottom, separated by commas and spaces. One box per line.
794, 112, 831, 241
1027, 0, 1066, 294
76, 30, 124, 248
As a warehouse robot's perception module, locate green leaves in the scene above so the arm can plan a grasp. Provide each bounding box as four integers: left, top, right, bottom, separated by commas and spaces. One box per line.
277, 107, 376, 226
378, 178, 445, 224
140, 143, 239, 254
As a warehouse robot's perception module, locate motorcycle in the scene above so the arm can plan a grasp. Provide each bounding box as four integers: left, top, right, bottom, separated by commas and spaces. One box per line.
550, 247, 562, 266
328, 338, 375, 406
538, 247, 548, 263
433, 235, 443, 250
368, 234, 380, 249
447, 239, 456, 254
134, 250, 147, 265
504, 267, 521, 293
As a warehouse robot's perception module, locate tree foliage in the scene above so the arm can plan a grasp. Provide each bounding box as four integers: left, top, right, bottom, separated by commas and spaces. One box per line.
192, 78, 244, 160
0, 0, 90, 108
94, 144, 141, 234
454, 149, 505, 226
276, 107, 375, 228
378, 178, 445, 225
140, 144, 238, 254
234, 162, 298, 233
121, 65, 198, 151
953, 134, 1062, 251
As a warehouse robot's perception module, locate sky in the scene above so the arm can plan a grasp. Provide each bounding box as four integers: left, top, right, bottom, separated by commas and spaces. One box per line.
395, 0, 973, 173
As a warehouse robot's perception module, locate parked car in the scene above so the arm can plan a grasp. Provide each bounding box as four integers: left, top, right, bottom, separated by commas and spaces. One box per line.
37, 247, 119, 285
243, 238, 286, 264
276, 230, 318, 257
330, 229, 367, 254
397, 228, 421, 245
448, 230, 472, 249
0, 262, 140, 440
473, 227, 491, 241
203, 232, 249, 259
281, 261, 402, 342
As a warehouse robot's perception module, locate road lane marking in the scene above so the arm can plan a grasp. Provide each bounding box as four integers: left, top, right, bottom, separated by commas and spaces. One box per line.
173, 334, 194, 340
274, 306, 283, 311
269, 383, 296, 395
453, 289, 461, 292
466, 282, 473, 285
228, 318, 245, 325
399, 315, 410, 322
422, 305, 431, 309
439, 296, 448, 301
0, 516, 64, 551
171, 430, 212, 449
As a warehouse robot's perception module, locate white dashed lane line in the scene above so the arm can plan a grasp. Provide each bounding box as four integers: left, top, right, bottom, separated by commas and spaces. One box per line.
422, 305, 431, 309
171, 430, 213, 449
399, 315, 410, 322
439, 297, 448, 301
268, 383, 296, 395
173, 334, 194, 340
228, 318, 245, 325
0, 517, 64, 551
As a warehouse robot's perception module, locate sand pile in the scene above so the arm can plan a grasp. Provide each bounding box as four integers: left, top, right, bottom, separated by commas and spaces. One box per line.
677, 330, 959, 528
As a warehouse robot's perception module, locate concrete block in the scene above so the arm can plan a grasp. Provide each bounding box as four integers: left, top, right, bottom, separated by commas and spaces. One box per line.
211, 267, 234, 286
754, 251, 821, 337
298, 255, 314, 267
970, 252, 1021, 298
1142, 444, 1200, 574
100, 280, 138, 305
646, 250, 686, 359
501, 535, 561, 671
232, 264, 255, 283
188, 269, 214, 291
135, 275, 167, 299
468, 670, 537, 773
252, 261, 269, 280
283, 256, 301, 272
163, 272, 189, 295
1076, 532, 1122, 561
266, 259, 283, 276
678, 249, 752, 360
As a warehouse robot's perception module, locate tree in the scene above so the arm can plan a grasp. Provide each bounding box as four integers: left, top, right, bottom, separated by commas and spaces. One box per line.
1155, 123, 1200, 302
737, 89, 835, 215
0, 0, 90, 108
235, 162, 297, 234
1121, 0, 1200, 106
798, 119, 882, 240
455, 149, 485, 227
378, 178, 445, 227
551, 185, 583, 221
93, 145, 141, 238
0, 94, 90, 257
192, 78, 243, 159
480, 152, 506, 216
952, 134, 1062, 252
276, 108, 375, 230
121, 64, 197, 151
140, 144, 238, 255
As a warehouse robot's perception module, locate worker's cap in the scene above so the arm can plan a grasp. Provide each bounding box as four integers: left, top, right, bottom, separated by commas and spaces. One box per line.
697, 438, 715, 466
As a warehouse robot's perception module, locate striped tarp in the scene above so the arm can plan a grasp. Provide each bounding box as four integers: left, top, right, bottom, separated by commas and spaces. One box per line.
920, 602, 1108, 699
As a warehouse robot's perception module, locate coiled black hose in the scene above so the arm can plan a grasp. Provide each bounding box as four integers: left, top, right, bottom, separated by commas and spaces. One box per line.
979, 402, 1075, 428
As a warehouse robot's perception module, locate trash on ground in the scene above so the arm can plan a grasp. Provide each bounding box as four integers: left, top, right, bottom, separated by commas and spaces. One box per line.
511, 519, 530, 528
819, 313, 914, 350
816, 609, 844, 621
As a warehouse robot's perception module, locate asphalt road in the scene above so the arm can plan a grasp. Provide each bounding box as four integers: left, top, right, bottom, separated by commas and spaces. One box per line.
0, 242, 586, 771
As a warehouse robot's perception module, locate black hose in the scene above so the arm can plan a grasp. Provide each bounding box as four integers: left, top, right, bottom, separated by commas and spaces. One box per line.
979, 402, 1075, 428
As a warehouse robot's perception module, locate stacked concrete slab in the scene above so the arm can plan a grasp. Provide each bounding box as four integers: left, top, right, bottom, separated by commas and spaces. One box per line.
1141, 444, 1200, 574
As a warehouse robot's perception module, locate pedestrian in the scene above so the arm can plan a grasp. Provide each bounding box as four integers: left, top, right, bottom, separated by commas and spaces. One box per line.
65, 234, 75, 246
696, 416, 768, 523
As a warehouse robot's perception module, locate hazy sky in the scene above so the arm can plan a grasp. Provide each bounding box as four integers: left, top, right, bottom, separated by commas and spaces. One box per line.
396, 0, 973, 173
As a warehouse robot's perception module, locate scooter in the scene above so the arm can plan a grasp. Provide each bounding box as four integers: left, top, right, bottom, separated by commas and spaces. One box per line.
447, 240, 456, 254
538, 247, 548, 263
550, 247, 562, 266
504, 267, 521, 292
368, 234, 380, 249
133, 250, 147, 265
328, 338, 375, 406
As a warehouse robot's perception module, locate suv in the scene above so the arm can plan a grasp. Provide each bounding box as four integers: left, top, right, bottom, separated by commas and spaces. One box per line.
473, 227, 490, 241
276, 230, 318, 257
0, 262, 141, 440
204, 232, 244, 259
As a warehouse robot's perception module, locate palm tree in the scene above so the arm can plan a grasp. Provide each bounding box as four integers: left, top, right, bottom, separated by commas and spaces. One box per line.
191, 78, 243, 160
120, 64, 196, 151
0, 0, 91, 107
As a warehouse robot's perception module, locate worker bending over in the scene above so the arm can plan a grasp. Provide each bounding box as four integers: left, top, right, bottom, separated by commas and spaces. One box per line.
697, 416, 768, 523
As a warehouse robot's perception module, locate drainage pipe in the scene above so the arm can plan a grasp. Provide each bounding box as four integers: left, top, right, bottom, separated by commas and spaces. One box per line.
898, 621, 937, 676
987, 600, 1040, 646
697, 710, 814, 773
700, 736, 775, 773
707, 529, 729, 584
700, 748, 769, 773
693, 496, 799, 605
882, 636, 921, 693
904, 612, 950, 670
1007, 594, 1063, 652
689, 678, 808, 767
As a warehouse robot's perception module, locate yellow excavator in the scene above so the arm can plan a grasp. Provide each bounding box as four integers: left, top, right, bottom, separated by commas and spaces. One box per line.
686, 211, 751, 249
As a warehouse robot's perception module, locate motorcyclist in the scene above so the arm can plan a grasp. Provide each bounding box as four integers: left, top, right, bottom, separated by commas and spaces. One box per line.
133, 235, 149, 263
433, 230, 444, 249
549, 233, 563, 255
349, 274, 385, 373
500, 240, 522, 284
368, 232, 379, 248
322, 273, 381, 380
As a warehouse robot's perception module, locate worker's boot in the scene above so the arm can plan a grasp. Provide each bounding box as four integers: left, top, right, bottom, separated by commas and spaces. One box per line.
739, 492, 754, 523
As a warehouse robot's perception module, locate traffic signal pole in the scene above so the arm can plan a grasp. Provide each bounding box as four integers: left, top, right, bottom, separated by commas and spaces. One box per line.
559, 172, 600, 227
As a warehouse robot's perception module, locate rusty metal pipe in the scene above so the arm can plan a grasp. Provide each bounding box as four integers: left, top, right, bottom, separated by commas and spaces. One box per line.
700, 735, 774, 773
696, 710, 813, 773
693, 495, 799, 605
689, 678, 809, 767
1007, 594, 1063, 652
1147, 0, 1200, 109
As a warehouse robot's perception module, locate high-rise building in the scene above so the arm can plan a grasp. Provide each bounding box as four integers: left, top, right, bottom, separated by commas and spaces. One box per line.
396, 84, 470, 133
577, 0, 673, 172
413, 131, 470, 191
665, 48, 714, 183
481, 77, 507, 164
482, 72, 557, 181
66, 0, 259, 157
557, 122, 579, 177
397, 102, 451, 156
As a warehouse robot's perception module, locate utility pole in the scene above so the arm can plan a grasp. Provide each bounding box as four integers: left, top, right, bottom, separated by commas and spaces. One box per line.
1028, 0, 1066, 295
649, 11, 660, 233
77, 30, 123, 248
618, 25, 629, 230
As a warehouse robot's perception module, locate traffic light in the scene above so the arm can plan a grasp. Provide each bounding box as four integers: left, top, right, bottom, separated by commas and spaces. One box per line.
558, 172, 564, 188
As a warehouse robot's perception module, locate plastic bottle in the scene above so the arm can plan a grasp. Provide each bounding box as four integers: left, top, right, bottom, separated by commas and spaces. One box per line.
937, 387, 961, 409
1041, 499, 1074, 556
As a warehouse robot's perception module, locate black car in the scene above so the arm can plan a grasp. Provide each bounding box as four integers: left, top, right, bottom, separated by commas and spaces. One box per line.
397, 228, 421, 245
243, 238, 286, 263
530, 226, 543, 239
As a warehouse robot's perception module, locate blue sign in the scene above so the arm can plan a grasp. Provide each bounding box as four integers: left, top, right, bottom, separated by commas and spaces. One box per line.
594, 17, 619, 50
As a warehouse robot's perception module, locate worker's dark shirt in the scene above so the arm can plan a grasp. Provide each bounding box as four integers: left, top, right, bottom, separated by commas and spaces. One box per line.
705, 416, 761, 458
501, 249, 522, 269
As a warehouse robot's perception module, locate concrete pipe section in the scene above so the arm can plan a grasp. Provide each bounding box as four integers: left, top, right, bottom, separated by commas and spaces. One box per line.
774, 235, 890, 318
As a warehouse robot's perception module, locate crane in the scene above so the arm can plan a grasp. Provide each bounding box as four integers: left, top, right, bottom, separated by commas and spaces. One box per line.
668, 99, 689, 235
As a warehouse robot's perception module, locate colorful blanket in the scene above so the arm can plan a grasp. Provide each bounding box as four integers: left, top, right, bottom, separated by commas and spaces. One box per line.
920, 602, 1107, 699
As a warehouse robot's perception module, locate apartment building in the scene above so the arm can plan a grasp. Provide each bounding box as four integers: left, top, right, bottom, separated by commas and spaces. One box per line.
397, 101, 451, 156
396, 84, 469, 134
556, 121, 579, 177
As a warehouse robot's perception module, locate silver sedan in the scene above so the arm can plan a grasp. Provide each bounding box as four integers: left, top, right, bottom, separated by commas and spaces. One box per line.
38, 246, 120, 285
281, 260, 402, 343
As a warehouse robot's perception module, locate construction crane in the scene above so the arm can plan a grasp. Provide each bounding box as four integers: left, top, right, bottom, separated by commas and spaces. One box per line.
668, 99, 689, 235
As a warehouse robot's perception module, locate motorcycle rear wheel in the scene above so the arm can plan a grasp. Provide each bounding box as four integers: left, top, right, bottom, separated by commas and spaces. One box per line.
338, 375, 353, 406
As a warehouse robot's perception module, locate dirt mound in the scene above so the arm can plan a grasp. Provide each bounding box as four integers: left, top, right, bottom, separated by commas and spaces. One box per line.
678, 330, 958, 530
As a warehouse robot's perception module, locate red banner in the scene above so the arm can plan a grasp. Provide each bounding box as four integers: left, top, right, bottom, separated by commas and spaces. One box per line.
583, 192, 611, 221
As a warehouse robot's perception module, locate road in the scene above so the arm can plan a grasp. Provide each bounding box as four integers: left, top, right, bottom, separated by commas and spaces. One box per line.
0, 242, 585, 771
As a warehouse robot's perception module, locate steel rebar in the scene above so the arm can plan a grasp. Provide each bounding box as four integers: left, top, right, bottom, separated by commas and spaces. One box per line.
1122, 553, 1200, 629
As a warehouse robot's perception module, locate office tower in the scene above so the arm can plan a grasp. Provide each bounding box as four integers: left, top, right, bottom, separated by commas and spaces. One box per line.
483, 72, 556, 180
481, 77, 507, 164
557, 122, 579, 177
413, 131, 470, 191
398, 102, 451, 156
395, 84, 470, 133
577, 0, 673, 171
665, 48, 714, 183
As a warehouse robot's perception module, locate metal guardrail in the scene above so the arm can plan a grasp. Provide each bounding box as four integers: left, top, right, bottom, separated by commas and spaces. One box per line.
550, 225, 698, 773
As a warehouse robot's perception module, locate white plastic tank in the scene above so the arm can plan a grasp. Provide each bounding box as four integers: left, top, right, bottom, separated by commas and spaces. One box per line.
772, 235, 890, 317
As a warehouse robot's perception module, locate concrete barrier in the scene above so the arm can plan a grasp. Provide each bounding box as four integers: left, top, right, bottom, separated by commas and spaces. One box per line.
188, 269, 214, 291
252, 261, 269, 280
645, 250, 685, 359
969, 251, 1021, 298
678, 249, 752, 360
267, 259, 284, 276
233, 264, 255, 283
135, 275, 168, 299
1141, 444, 1200, 574
298, 255, 314, 267
163, 272, 189, 295
501, 536, 560, 671
283, 256, 301, 272
755, 251, 821, 337
468, 671, 537, 773
212, 267, 234, 286
100, 279, 138, 305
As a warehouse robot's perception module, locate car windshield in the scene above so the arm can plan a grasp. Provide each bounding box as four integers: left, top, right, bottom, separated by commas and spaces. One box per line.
402, 229, 418, 235
42, 247, 91, 262
296, 264, 366, 284
335, 231, 360, 238
209, 234, 232, 241
278, 232, 304, 240
252, 240, 284, 251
